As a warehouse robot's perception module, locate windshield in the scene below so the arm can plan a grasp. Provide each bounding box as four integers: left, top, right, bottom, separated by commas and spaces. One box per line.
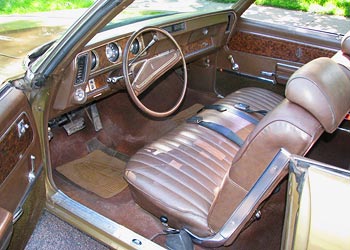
0, 0, 233, 83
105, 0, 233, 30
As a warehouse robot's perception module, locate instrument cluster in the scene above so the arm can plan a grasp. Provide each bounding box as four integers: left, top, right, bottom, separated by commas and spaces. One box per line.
104, 38, 141, 64
72, 36, 144, 102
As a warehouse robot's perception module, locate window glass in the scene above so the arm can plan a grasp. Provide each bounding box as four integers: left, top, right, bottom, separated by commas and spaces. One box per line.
242, 4, 349, 35
104, 0, 233, 30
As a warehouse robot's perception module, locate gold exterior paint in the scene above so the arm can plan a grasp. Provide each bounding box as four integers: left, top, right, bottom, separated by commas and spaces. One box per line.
283, 160, 350, 250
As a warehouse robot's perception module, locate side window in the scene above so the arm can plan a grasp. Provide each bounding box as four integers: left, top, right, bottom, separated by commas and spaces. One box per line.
242, 4, 349, 35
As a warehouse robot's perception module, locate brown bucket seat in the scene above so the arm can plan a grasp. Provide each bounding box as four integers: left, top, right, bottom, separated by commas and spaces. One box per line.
215, 86, 284, 117
333, 30, 350, 72
124, 57, 350, 247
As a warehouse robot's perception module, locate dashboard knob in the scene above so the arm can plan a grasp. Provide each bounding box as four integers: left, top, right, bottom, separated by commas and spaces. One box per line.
73, 88, 87, 104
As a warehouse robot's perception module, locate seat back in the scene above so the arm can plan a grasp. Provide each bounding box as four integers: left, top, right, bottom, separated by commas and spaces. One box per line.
341, 30, 350, 56
207, 57, 350, 244
332, 30, 350, 72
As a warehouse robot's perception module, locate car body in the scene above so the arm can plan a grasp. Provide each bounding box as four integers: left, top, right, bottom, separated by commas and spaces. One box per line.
0, 0, 349, 249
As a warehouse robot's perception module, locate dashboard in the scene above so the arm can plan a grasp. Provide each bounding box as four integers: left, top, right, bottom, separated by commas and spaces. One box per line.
51, 11, 236, 117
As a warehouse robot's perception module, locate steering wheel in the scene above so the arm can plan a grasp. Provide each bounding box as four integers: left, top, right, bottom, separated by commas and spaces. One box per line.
122, 26, 187, 118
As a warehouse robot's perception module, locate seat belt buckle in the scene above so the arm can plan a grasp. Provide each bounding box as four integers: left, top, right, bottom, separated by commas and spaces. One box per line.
186, 116, 203, 124
234, 103, 250, 112
217, 106, 227, 112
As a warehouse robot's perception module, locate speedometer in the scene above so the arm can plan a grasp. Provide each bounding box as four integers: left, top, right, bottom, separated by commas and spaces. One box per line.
130, 39, 141, 55
106, 42, 121, 63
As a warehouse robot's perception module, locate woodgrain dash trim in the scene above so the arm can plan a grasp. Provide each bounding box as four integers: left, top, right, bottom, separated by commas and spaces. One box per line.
0, 113, 33, 185
229, 31, 336, 64
182, 37, 213, 55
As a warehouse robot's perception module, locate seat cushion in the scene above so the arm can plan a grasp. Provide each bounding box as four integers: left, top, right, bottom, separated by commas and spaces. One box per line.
125, 109, 256, 236
124, 87, 283, 236
217, 87, 284, 114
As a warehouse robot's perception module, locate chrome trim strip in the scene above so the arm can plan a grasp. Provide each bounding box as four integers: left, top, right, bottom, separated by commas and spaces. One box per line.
50, 191, 165, 250
13, 164, 44, 223
221, 69, 276, 85
291, 155, 350, 179
186, 148, 291, 247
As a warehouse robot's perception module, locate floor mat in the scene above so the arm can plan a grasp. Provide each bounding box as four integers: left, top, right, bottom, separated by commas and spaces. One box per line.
171, 103, 204, 123
56, 150, 127, 198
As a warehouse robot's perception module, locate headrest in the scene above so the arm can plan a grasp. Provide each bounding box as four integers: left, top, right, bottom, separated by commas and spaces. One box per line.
342, 30, 350, 55
286, 57, 350, 133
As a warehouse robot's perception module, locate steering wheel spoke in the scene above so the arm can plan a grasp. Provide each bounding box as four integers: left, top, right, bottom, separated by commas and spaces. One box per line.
123, 26, 187, 117
131, 49, 181, 96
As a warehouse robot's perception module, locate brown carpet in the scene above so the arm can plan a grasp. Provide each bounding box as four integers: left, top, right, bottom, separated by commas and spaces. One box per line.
50, 73, 220, 245
307, 128, 350, 170
56, 150, 127, 198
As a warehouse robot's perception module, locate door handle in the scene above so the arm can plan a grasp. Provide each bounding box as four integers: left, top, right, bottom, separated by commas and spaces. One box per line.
28, 155, 36, 183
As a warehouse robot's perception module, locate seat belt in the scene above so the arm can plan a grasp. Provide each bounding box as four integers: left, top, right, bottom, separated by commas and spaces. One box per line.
234, 103, 268, 116
203, 104, 259, 125
187, 116, 244, 147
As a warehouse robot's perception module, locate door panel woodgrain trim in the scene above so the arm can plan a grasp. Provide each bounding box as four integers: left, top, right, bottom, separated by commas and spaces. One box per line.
0, 113, 33, 185
0, 87, 42, 213
228, 31, 337, 64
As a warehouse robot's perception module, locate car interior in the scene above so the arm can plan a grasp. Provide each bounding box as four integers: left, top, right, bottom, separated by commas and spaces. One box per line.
3, 1, 350, 249
44, 6, 350, 249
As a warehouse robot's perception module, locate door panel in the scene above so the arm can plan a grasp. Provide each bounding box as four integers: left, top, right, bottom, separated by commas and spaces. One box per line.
0, 207, 12, 250
216, 17, 341, 92
229, 29, 337, 64
0, 84, 44, 249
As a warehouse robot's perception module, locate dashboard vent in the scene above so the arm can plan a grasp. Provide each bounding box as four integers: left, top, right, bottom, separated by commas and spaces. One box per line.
226, 13, 234, 33
75, 53, 88, 85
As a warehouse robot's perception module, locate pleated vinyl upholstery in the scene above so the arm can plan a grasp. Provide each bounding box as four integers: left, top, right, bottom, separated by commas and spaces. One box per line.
124, 56, 350, 244
125, 109, 255, 236
218, 87, 284, 112
125, 87, 284, 237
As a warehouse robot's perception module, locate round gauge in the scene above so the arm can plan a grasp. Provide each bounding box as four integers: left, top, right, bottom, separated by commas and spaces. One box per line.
90, 50, 98, 70
106, 42, 120, 63
130, 39, 140, 55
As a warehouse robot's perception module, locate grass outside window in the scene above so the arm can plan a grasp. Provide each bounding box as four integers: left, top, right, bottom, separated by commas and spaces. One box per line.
0, 0, 94, 14
215, 0, 350, 17
0, 0, 349, 17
